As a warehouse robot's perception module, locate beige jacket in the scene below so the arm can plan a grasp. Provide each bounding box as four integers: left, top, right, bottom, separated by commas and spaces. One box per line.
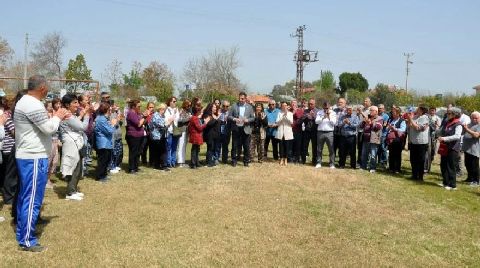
275, 111, 294, 140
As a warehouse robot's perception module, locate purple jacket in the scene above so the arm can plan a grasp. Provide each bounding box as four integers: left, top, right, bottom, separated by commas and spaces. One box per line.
126, 110, 145, 137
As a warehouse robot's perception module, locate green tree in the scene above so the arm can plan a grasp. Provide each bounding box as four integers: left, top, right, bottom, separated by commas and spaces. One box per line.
338, 72, 369, 96
419, 95, 443, 109
142, 61, 175, 102
65, 54, 92, 92
455, 95, 480, 113
371, 83, 396, 108
345, 89, 369, 105
122, 62, 143, 99
312, 70, 336, 91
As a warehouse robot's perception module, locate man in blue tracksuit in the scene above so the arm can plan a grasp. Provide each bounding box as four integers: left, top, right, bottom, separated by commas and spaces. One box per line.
14, 75, 68, 252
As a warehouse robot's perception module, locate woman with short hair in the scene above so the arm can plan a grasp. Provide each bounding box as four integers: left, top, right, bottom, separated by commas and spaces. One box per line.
149, 103, 169, 171
176, 100, 192, 168
60, 93, 89, 200
386, 106, 406, 173
94, 103, 117, 182
188, 103, 208, 169
437, 107, 463, 190
405, 105, 429, 181
126, 100, 148, 174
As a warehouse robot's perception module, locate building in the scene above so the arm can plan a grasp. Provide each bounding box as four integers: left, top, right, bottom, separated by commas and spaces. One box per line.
250, 95, 271, 105
473, 85, 480, 95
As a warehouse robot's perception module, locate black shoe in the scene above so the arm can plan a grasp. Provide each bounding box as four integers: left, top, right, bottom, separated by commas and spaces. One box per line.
190, 165, 197, 169
127, 170, 137, 174
232, 162, 237, 167
244, 163, 249, 167
20, 244, 47, 252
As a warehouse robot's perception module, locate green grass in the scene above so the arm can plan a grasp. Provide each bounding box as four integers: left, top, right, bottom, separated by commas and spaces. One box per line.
1, 146, 479, 267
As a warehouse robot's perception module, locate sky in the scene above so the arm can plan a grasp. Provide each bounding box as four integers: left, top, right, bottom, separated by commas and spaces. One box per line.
1, 0, 479, 95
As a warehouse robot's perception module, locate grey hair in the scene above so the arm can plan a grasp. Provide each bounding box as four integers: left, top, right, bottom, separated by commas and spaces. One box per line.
27, 75, 47, 91
471, 111, 480, 118
449, 107, 462, 118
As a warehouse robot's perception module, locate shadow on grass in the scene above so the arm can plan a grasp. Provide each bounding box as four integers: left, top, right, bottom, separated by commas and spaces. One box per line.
54, 185, 68, 199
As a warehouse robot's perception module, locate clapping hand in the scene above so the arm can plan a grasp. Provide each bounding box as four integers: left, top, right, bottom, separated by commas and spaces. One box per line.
0, 114, 6, 125
54, 108, 69, 120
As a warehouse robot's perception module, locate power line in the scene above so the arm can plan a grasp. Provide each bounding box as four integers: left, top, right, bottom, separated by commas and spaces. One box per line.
291, 25, 318, 98
404, 52, 413, 93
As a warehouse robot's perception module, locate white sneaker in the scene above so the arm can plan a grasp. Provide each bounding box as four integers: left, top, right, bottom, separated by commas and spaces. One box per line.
110, 169, 119, 174
369, 170, 376, 173
115, 167, 121, 171
444, 186, 453, 190
75, 192, 85, 197
66, 194, 83, 201
315, 164, 322, 169
330, 165, 336, 169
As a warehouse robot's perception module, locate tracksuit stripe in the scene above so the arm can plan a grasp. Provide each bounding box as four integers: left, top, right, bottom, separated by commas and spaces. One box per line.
25, 159, 38, 247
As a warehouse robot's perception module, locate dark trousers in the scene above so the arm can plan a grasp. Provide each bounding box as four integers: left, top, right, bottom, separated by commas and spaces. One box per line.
278, 138, 292, 160
264, 135, 279, 160
338, 135, 356, 168
219, 133, 230, 163
465, 152, 479, 183
140, 136, 150, 165
95, 149, 111, 181
190, 144, 200, 167
150, 139, 167, 169
409, 143, 428, 180
126, 135, 143, 172
232, 128, 251, 164
441, 150, 458, 188
1, 151, 18, 204
67, 156, 83, 194
206, 139, 219, 166
388, 141, 403, 173
357, 133, 364, 165
302, 130, 317, 164
333, 133, 341, 158
292, 132, 302, 162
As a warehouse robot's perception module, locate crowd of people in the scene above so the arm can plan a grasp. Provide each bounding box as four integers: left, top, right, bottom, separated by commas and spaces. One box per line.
0, 75, 479, 252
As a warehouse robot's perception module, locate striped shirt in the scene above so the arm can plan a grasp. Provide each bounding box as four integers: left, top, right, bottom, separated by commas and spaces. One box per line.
1, 116, 15, 153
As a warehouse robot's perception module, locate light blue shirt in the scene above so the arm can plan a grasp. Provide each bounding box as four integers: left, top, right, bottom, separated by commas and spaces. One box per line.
239, 105, 245, 118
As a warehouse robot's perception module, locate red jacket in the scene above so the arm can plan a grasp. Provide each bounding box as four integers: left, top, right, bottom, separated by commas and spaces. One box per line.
188, 115, 206, 145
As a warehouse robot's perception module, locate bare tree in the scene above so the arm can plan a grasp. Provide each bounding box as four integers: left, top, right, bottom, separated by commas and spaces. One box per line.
31, 32, 67, 78
0, 36, 14, 74
104, 59, 123, 87
183, 47, 242, 98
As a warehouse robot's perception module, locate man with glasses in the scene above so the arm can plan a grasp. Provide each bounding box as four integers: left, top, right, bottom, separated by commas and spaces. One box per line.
219, 101, 231, 164
228, 92, 255, 167
301, 99, 318, 165
264, 100, 280, 161
100, 92, 110, 103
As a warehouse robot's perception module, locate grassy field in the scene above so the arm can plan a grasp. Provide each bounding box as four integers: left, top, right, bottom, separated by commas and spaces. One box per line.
1, 148, 480, 267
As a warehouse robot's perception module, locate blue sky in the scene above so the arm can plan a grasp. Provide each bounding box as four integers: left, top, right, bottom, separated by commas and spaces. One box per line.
2, 0, 479, 95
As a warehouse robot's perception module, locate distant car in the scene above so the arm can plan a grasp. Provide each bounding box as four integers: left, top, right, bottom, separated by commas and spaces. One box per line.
46, 93, 60, 102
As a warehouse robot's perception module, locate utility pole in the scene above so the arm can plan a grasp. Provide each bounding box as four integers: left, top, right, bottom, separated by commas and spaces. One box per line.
291, 25, 318, 98
403, 52, 413, 93
23, 33, 29, 89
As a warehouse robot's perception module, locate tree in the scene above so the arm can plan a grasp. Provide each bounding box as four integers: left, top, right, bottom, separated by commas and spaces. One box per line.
419, 95, 443, 109
30, 32, 67, 78
312, 70, 336, 91
371, 83, 396, 108
142, 61, 175, 102
65, 54, 92, 93
103, 59, 123, 97
338, 72, 369, 95
183, 47, 242, 100
0, 36, 14, 74
122, 61, 143, 99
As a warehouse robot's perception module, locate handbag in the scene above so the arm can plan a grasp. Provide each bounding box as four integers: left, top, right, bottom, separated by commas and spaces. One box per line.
437, 142, 448, 156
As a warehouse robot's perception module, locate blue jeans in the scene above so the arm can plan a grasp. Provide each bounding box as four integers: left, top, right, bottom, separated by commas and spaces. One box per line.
378, 135, 388, 164
166, 133, 180, 167
361, 142, 379, 170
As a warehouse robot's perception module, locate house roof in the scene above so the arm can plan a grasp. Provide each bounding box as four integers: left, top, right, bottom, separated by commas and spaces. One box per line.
473, 85, 480, 90
250, 95, 271, 103
300, 87, 315, 94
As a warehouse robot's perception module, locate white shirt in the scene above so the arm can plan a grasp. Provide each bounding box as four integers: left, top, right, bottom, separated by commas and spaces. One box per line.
315, 109, 337, 131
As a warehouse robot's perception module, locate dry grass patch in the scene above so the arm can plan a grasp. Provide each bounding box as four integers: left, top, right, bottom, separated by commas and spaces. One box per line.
1, 159, 480, 267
